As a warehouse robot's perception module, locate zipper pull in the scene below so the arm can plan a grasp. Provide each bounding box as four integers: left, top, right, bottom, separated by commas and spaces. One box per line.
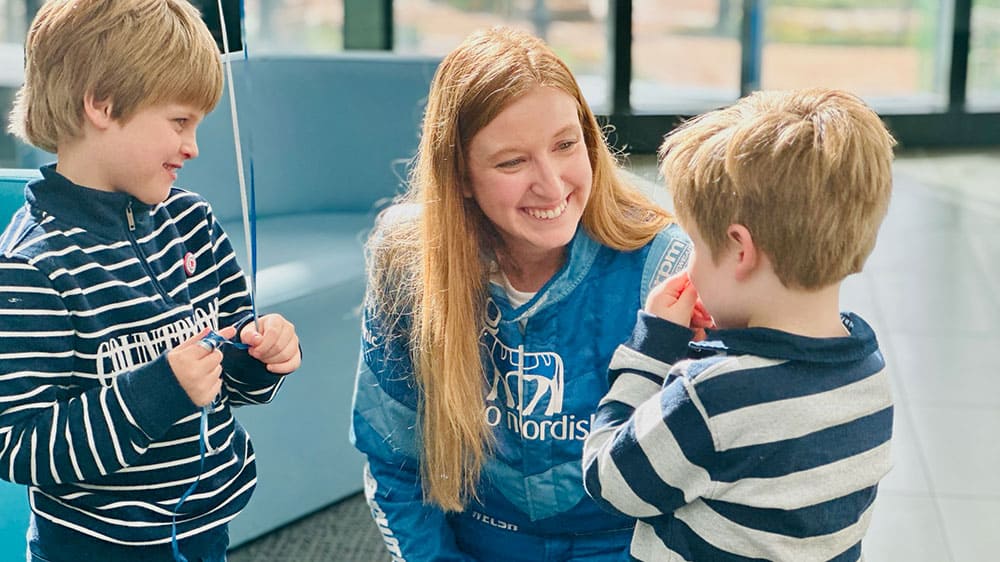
125, 202, 135, 231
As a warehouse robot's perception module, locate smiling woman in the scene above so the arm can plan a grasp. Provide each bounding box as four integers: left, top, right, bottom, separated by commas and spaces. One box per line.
349, 25, 693, 562
465, 85, 593, 290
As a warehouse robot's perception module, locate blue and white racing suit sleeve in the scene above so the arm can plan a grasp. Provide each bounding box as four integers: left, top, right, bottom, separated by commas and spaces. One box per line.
640, 222, 692, 304
350, 303, 476, 562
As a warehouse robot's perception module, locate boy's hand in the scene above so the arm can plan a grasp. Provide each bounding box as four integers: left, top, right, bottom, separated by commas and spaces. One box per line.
239, 314, 301, 374
167, 326, 235, 407
645, 272, 714, 341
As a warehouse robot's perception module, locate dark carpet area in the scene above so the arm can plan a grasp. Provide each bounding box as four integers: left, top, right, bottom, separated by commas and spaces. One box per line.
228, 493, 391, 562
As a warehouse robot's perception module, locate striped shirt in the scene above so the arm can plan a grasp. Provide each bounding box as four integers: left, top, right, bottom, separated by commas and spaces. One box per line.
0, 166, 284, 554
583, 312, 893, 562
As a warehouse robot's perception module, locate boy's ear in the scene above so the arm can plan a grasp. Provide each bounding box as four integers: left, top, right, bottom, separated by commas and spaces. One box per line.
82, 93, 115, 130
726, 224, 758, 281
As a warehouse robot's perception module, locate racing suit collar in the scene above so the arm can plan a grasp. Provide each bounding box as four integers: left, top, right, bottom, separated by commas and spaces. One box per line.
487, 226, 601, 323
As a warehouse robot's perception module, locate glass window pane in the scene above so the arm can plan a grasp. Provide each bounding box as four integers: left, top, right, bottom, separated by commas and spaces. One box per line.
760, 0, 953, 112
632, 0, 743, 113
395, 0, 610, 112
0, 0, 27, 91
245, 0, 344, 54
1, 0, 31, 168
969, 0, 1000, 110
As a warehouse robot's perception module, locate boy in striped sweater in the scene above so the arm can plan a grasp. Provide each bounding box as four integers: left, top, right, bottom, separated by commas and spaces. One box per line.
0, 1, 301, 560
582, 88, 895, 562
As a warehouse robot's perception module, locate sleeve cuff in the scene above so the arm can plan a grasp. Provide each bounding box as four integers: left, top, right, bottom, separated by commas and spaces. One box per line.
114, 354, 198, 441
221, 347, 283, 385
625, 311, 694, 365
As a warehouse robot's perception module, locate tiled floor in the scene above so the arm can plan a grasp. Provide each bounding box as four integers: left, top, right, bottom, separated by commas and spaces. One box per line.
232, 149, 1000, 561
857, 149, 1000, 562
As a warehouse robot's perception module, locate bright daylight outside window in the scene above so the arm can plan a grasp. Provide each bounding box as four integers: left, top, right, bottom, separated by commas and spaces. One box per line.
758, 0, 954, 112
969, 0, 1000, 110
633, 0, 957, 114
632, 0, 743, 112
244, 0, 345, 53
0, 0, 29, 167
395, 0, 611, 112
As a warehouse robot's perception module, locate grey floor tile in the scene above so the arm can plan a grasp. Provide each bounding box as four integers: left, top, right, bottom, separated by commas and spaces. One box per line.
626, 154, 659, 181
880, 176, 967, 233
893, 150, 1000, 217
866, 227, 985, 280
870, 271, 1000, 336
228, 493, 389, 562
841, 273, 881, 322
909, 405, 1000, 497
967, 231, 1000, 299
880, 404, 933, 494
887, 333, 1000, 408
937, 496, 1000, 562
863, 492, 952, 562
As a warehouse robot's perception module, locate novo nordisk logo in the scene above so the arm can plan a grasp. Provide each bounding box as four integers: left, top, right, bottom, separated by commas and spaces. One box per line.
481, 299, 594, 441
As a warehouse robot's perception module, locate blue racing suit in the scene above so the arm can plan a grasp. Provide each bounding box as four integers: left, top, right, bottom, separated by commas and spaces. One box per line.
350, 225, 691, 562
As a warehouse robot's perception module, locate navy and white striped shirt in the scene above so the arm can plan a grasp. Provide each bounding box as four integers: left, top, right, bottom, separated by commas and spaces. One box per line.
583, 312, 893, 562
0, 166, 284, 554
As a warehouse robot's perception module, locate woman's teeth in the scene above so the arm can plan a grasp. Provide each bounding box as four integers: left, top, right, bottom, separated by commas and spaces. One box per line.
525, 199, 568, 220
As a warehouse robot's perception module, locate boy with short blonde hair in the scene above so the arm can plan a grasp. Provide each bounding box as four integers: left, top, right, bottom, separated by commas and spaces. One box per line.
10, 0, 224, 153
2, 1, 301, 561
583, 88, 895, 561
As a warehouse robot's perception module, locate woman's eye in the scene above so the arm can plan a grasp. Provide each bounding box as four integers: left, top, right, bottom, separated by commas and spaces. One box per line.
497, 158, 523, 169
558, 140, 578, 151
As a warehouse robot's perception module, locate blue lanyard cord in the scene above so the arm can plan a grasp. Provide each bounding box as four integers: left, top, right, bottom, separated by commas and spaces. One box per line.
170, 407, 208, 562
242, 6, 258, 326
197, 330, 250, 352
247, 158, 258, 322
171, 332, 249, 561
172, 3, 258, 560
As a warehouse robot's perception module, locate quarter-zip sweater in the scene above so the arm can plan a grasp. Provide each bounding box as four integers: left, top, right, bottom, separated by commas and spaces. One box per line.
583, 313, 893, 561
0, 165, 284, 557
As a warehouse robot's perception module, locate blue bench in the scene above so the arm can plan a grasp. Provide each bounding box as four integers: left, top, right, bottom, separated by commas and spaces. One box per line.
0, 52, 439, 554
0, 170, 37, 560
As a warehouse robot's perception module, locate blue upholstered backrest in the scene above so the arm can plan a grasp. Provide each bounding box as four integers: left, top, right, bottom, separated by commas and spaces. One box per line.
179, 53, 439, 222
0, 169, 39, 227
0, 170, 36, 562
8, 54, 438, 222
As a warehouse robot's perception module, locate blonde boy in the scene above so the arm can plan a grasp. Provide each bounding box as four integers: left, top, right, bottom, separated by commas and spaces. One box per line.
582, 88, 895, 561
1, 1, 300, 561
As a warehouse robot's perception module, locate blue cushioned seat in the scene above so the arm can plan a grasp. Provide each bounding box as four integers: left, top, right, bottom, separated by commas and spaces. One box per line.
177, 53, 438, 546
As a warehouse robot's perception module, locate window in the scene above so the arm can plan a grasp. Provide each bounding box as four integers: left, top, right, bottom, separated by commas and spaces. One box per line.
394, 0, 610, 111
632, 0, 742, 113
0, 0, 30, 167
759, 0, 953, 112
244, 0, 344, 54
968, 0, 1000, 109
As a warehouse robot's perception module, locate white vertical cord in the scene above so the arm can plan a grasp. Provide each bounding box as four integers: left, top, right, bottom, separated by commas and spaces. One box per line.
216, 0, 258, 331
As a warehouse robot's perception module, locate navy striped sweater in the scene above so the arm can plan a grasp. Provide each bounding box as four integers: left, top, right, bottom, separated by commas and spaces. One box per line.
0, 166, 284, 553
583, 312, 893, 562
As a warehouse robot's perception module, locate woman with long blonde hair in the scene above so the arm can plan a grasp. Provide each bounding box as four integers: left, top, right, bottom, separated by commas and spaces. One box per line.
351, 26, 691, 561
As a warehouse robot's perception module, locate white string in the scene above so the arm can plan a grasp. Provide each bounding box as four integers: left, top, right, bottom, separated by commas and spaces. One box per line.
216, 0, 258, 332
